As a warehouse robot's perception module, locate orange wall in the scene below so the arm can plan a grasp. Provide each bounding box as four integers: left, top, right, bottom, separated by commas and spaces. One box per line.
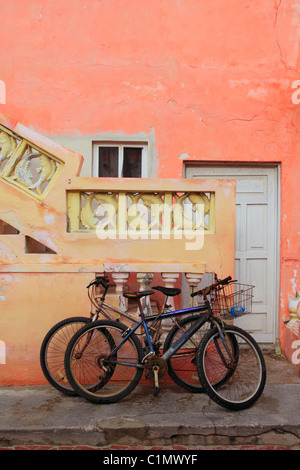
0, 0, 299, 342
0, 273, 92, 385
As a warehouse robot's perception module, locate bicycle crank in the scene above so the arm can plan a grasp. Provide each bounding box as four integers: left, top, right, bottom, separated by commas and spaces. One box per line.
153, 366, 160, 397
144, 356, 167, 397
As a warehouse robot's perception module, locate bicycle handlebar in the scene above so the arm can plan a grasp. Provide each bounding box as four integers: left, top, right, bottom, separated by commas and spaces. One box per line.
86, 276, 110, 289
190, 275, 232, 298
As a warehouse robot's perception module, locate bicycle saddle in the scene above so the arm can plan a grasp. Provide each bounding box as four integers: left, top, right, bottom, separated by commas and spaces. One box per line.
152, 286, 181, 297
123, 290, 154, 299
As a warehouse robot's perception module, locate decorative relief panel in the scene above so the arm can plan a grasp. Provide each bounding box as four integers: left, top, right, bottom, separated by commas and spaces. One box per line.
67, 190, 215, 236
0, 125, 63, 200
0, 128, 19, 168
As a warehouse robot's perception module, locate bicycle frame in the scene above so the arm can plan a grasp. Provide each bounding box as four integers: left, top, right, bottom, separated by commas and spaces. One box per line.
105, 303, 214, 369
90, 281, 171, 327
87, 275, 234, 369
89, 282, 142, 324
90, 282, 202, 339
95, 300, 139, 323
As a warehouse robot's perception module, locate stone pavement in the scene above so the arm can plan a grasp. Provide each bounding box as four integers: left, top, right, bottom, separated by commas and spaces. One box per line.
0, 352, 299, 452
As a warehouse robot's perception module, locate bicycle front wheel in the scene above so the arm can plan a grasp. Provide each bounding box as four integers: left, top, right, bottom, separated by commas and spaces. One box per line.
64, 320, 144, 404
40, 316, 90, 395
196, 324, 266, 411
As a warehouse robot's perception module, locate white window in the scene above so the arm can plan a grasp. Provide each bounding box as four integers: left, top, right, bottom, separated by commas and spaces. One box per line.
93, 142, 147, 178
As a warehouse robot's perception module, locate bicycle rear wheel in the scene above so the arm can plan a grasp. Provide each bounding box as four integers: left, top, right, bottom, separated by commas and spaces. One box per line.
64, 320, 144, 404
163, 315, 211, 392
40, 317, 90, 395
196, 324, 266, 410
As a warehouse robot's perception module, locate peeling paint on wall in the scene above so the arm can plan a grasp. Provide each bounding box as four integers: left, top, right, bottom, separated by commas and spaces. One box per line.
44, 214, 55, 225
290, 269, 298, 293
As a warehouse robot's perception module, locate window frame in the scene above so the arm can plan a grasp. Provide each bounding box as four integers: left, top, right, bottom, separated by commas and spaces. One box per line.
92, 142, 147, 178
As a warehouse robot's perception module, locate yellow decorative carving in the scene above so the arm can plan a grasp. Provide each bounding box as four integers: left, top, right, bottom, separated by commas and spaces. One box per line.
0, 130, 17, 165
10, 149, 59, 197
0, 125, 63, 201
173, 193, 190, 231
80, 192, 118, 230
79, 193, 96, 229
188, 192, 211, 231
127, 193, 164, 231
173, 192, 211, 231
67, 191, 81, 232
29, 154, 57, 195
94, 193, 118, 231
67, 190, 215, 235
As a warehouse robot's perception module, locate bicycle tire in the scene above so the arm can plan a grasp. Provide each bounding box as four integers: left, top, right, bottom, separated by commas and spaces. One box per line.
64, 319, 144, 404
163, 315, 238, 392
163, 315, 211, 392
196, 324, 266, 411
40, 316, 90, 395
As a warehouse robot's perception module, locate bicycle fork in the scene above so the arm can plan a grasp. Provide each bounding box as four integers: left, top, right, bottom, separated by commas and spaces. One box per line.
213, 321, 237, 369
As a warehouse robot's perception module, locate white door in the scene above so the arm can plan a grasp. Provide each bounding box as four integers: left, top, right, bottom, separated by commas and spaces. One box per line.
185, 164, 280, 343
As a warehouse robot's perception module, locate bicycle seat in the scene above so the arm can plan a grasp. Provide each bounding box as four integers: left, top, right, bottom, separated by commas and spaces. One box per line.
152, 286, 181, 297
123, 290, 154, 299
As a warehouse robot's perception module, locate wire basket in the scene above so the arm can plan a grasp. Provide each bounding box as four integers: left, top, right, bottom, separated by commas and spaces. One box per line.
212, 282, 254, 320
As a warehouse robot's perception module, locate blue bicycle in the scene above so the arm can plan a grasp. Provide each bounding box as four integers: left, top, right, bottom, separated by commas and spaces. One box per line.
64, 276, 266, 410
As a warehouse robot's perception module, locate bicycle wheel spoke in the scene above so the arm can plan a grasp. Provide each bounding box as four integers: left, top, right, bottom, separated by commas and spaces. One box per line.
40, 317, 90, 395
64, 320, 144, 403
197, 325, 266, 410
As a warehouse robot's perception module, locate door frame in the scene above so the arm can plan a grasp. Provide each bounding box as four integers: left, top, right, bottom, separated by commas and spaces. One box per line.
184, 161, 281, 343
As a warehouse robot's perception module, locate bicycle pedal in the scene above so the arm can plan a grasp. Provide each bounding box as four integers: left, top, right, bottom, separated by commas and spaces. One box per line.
153, 365, 160, 397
